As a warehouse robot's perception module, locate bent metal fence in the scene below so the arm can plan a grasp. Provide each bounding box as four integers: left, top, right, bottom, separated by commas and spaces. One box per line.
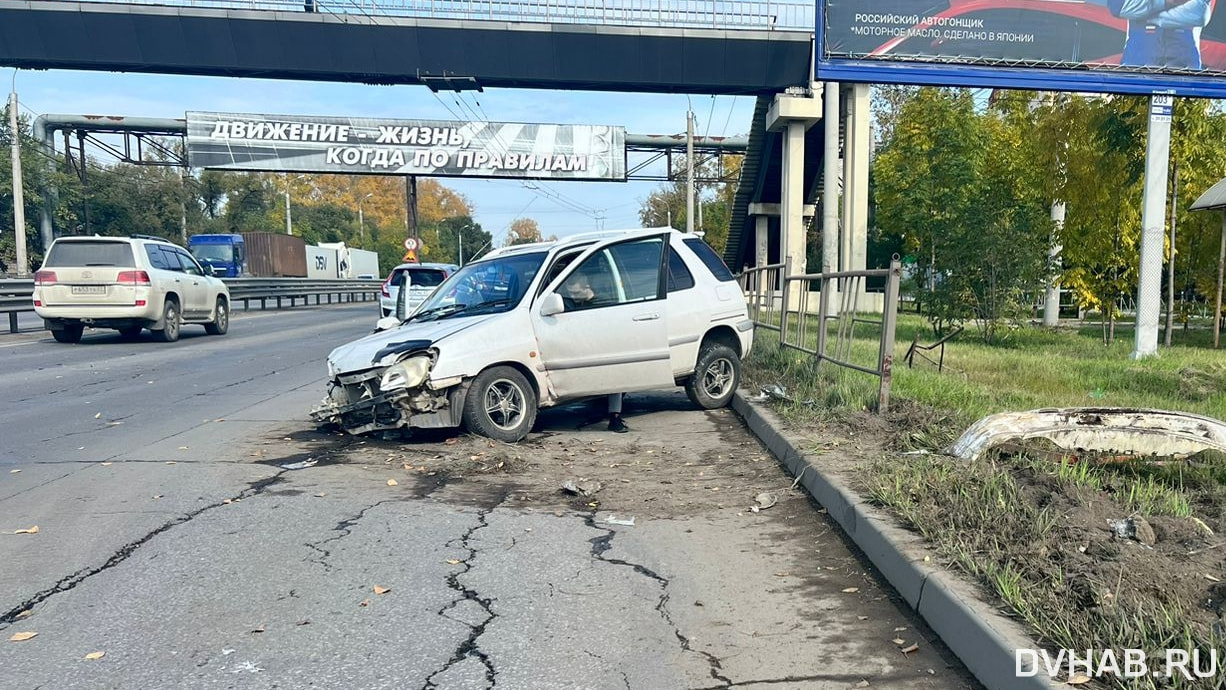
738, 258, 902, 412
0, 278, 381, 334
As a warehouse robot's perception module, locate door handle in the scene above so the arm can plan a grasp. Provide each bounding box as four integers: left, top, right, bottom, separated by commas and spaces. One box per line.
632, 313, 660, 322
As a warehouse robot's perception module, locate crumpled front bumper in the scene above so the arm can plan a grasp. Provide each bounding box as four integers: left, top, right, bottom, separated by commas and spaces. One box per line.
309, 367, 465, 436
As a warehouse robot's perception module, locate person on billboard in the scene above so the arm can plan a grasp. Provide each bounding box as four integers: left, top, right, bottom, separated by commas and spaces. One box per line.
1107, 0, 1215, 69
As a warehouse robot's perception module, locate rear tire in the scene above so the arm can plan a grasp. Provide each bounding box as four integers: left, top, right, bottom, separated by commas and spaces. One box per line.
51, 323, 84, 344
155, 298, 181, 343
204, 297, 229, 336
685, 342, 740, 409
463, 366, 537, 442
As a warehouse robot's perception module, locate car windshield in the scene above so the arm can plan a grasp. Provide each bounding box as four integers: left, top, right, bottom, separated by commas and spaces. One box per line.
192, 245, 234, 262
409, 251, 547, 322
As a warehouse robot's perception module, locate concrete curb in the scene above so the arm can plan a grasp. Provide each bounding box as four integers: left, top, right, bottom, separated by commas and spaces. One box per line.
732, 391, 1061, 690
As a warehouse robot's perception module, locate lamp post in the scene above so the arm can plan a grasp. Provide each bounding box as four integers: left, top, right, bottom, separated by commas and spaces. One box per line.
357, 192, 373, 244
284, 173, 307, 235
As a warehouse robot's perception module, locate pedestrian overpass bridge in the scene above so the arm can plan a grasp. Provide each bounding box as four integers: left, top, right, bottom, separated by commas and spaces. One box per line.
0, 0, 871, 277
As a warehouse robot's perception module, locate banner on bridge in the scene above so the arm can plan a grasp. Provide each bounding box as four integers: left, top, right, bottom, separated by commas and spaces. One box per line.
186, 112, 626, 181
818, 0, 1226, 97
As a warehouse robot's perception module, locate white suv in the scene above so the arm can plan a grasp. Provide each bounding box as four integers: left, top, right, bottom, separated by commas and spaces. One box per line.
34, 235, 231, 343
312, 228, 753, 442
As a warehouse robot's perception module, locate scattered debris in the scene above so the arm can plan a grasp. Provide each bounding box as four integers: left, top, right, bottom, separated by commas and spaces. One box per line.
84, 651, 105, 660
279, 459, 317, 470
8, 632, 37, 642
221, 649, 236, 656
373, 585, 391, 595
561, 479, 604, 497
761, 384, 791, 402
841, 587, 860, 593
900, 643, 919, 654
12, 526, 38, 535
1108, 517, 1156, 546
750, 492, 778, 513
386, 479, 398, 486
603, 514, 636, 527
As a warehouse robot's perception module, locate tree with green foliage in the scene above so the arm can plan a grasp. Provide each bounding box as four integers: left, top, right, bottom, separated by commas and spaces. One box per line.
875, 88, 1050, 342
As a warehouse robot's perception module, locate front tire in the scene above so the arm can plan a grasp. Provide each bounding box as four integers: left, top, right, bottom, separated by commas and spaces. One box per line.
155, 298, 181, 343
685, 342, 740, 409
204, 297, 229, 336
463, 366, 537, 442
51, 323, 84, 344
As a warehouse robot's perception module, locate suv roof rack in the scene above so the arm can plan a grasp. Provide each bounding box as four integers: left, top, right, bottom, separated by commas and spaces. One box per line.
130, 234, 170, 242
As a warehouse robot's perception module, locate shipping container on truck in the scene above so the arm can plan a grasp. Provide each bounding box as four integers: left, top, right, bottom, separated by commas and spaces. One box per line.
242, 232, 308, 277
317, 242, 381, 279
305, 245, 339, 279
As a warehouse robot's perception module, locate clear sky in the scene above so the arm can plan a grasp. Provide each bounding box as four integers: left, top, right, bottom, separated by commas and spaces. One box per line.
9, 68, 757, 244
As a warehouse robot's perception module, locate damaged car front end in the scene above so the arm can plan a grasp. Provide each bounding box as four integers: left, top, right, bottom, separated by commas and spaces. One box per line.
311, 344, 469, 435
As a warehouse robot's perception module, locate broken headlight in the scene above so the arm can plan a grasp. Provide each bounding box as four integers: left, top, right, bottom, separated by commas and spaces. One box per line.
379, 355, 430, 392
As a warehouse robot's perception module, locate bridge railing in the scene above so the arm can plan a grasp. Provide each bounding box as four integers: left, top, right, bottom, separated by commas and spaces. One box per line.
1, 277, 381, 334
70, 0, 815, 31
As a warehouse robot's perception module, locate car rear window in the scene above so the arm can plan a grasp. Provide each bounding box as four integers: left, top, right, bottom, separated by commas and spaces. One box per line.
682, 238, 734, 282
405, 268, 447, 288
45, 241, 136, 268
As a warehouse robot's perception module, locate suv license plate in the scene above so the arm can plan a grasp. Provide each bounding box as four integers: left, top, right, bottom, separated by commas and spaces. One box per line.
70, 285, 106, 295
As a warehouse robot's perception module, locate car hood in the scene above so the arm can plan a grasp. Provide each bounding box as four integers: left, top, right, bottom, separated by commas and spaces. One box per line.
327, 314, 497, 373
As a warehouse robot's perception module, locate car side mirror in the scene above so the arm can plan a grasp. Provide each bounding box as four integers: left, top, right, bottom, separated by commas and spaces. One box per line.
375, 316, 400, 333
202, 264, 216, 277
539, 292, 565, 317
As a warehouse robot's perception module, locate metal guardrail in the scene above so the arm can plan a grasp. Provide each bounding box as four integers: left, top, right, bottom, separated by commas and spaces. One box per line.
1, 277, 381, 334
69, 0, 815, 31
738, 258, 902, 413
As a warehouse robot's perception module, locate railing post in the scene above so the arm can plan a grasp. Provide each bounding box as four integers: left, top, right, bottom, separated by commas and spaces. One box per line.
878, 258, 901, 413
815, 273, 828, 363
779, 255, 792, 346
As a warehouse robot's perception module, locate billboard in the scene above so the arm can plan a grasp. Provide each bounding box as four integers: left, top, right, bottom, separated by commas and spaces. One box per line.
186, 112, 626, 181
817, 1, 1226, 98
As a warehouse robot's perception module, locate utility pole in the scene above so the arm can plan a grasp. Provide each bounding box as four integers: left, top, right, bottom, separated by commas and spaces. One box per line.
406, 175, 419, 241
1165, 162, 1179, 347
284, 183, 293, 235
9, 87, 29, 277
685, 110, 695, 233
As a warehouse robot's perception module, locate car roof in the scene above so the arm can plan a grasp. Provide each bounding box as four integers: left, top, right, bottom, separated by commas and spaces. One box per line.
391, 262, 458, 271
53, 235, 179, 247
480, 227, 675, 261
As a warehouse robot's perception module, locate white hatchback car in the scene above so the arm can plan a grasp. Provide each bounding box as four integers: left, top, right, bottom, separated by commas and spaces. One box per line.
311, 228, 754, 442
33, 235, 231, 343
378, 262, 459, 318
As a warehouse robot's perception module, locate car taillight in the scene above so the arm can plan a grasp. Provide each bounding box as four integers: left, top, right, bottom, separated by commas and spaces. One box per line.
34, 270, 57, 285
381, 276, 393, 298
117, 270, 151, 286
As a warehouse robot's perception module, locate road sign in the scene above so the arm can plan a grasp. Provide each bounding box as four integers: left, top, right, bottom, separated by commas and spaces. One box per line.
403, 237, 419, 251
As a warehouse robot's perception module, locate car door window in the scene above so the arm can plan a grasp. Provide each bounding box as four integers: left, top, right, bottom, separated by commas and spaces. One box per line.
173, 248, 203, 275
559, 237, 663, 311
145, 245, 172, 271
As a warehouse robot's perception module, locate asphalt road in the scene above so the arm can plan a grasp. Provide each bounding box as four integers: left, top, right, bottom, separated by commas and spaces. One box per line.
0, 305, 979, 689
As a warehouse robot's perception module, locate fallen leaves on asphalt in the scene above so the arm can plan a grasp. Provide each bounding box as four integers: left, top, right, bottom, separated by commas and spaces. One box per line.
13, 526, 38, 535
373, 585, 391, 595
9, 632, 37, 642
84, 651, 105, 660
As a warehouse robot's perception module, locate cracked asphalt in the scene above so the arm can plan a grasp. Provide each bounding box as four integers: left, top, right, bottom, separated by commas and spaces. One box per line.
0, 304, 981, 689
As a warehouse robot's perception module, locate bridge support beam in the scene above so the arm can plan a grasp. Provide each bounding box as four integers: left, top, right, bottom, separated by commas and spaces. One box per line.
767, 86, 822, 307
840, 83, 880, 313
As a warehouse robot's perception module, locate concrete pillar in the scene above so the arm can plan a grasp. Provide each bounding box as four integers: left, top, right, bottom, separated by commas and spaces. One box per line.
767, 87, 822, 312
754, 214, 769, 268
845, 83, 869, 276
